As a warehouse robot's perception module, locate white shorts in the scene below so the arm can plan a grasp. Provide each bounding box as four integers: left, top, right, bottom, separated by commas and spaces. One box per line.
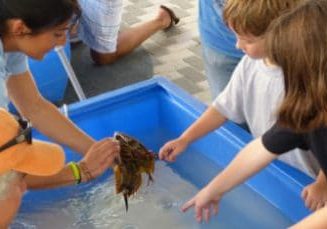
78, 0, 123, 53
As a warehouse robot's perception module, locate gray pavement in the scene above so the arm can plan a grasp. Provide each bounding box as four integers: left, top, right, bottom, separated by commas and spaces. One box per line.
64, 0, 211, 105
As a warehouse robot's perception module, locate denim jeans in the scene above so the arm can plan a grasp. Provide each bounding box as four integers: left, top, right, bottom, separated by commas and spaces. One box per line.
202, 44, 241, 99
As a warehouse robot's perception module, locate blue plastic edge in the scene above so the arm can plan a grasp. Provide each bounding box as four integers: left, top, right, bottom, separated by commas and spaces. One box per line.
61, 76, 312, 222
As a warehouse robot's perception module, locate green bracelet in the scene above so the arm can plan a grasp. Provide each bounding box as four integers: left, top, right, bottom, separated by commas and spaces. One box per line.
68, 162, 81, 184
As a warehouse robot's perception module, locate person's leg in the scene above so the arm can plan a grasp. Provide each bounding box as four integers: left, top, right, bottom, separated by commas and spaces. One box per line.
91, 7, 176, 65
78, 0, 179, 65
202, 44, 241, 99
0, 172, 26, 227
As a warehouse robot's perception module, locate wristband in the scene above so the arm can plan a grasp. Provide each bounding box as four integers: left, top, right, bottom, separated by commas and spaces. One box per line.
68, 162, 81, 184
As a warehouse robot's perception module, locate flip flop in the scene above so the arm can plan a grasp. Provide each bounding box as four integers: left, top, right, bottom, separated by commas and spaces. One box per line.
160, 5, 180, 30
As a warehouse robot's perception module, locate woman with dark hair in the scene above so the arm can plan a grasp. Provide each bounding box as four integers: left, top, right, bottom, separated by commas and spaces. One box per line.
0, 0, 119, 203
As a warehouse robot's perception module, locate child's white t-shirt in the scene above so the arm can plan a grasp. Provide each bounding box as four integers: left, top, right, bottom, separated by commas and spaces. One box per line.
213, 55, 319, 177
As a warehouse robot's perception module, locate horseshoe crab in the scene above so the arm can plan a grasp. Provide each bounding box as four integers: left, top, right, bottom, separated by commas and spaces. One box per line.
113, 132, 157, 211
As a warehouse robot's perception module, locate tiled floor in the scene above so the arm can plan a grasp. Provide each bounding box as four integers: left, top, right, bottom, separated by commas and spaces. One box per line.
66, 0, 211, 105
123, 0, 211, 103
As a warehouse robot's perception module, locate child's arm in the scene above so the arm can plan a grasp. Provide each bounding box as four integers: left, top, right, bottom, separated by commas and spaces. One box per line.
290, 206, 327, 229
181, 137, 278, 222
159, 106, 227, 161
302, 170, 327, 211
159, 57, 248, 162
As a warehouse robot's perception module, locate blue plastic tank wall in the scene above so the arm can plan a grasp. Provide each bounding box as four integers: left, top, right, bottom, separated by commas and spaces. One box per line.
28, 77, 312, 223
8, 43, 70, 113
28, 43, 70, 102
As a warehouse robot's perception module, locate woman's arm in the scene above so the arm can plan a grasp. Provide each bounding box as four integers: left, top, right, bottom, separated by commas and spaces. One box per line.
25, 138, 120, 189
7, 71, 94, 154
7, 72, 120, 189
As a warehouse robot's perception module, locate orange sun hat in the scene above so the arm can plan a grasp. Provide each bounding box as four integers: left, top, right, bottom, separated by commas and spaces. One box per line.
0, 109, 65, 176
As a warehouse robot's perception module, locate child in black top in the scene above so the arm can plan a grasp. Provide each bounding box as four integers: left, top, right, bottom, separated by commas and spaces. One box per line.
181, 0, 327, 227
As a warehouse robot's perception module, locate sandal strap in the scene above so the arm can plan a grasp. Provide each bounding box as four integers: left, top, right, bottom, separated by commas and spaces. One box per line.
160, 5, 180, 30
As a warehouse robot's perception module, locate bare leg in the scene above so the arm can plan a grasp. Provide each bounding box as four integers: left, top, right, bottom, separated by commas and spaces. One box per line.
91, 8, 173, 65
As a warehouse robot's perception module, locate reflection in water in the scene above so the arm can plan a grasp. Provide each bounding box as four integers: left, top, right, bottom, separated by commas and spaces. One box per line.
13, 157, 292, 229
13, 162, 205, 229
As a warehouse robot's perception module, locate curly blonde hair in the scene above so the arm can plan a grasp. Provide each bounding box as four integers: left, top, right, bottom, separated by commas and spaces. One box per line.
223, 0, 302, 36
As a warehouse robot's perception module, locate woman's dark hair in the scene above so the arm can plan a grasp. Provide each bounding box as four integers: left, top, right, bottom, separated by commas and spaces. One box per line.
0, 0, 80, 35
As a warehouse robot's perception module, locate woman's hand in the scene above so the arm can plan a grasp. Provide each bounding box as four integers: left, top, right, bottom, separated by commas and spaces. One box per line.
159, 137, 189, 162
181, 185, 222, 223
79, 138, 120, 182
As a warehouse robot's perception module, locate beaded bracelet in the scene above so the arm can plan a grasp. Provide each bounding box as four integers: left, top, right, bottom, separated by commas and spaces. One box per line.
68, 161, 81, 184
79, 161, 94, 182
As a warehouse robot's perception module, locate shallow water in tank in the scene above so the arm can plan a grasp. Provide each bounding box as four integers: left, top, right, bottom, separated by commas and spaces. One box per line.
13, 151, 292, 229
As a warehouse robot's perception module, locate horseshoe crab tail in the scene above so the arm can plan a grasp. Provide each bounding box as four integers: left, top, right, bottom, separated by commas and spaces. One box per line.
124, 193, 129, 212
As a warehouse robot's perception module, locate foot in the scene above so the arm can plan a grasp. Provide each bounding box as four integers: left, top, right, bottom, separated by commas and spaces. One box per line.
156, 5, 180, 30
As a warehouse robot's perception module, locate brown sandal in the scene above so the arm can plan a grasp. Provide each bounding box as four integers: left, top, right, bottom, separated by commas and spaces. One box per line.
160, 5, 180, 30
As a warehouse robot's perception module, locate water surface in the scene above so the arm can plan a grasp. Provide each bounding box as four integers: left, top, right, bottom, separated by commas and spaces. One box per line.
13, 151, 292, 229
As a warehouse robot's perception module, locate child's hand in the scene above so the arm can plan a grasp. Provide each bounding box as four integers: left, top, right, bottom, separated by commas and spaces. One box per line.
302, 179, 327, 211
159, 137, 189, 162
181, 186, 221, 223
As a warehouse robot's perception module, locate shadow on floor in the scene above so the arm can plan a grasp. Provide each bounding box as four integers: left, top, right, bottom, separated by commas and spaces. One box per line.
63, 43, 154, 104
